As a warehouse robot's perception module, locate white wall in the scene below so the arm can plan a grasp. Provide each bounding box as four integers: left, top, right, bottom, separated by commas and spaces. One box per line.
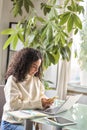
0, 0, 9, 84
0, 0, 26, 84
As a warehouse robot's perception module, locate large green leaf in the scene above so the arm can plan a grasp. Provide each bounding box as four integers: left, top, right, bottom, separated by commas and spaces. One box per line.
67, 6, 73, 11
52, 51, 60, 64
47, 52, 55, 64
74, 28, 78, 34
13, 0, 23, 16
60, 46, 71, 61
60, 32, 66, 44
24, 0, 29, 12
67, 14, 73, 32
43, 53, 50, 69
28, 0, 34, 8
41, 3, 52, 15
73, 14, 82, 29
12, 35, 19, 50
24, 0, 34, 12
1, 28, 14, 35
17, 32, 24, 43
60, 12, 70, 25
36, 16, 46, 23
47, 24, 53, 43
41, 25, 48, 41
3, 35, 15, 49
65, 46, 71, 61
77, 5, 84, 14
71, 0, 77, 11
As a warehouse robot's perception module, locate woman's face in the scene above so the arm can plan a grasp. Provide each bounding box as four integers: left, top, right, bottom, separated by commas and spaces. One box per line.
29, 59, 41, 76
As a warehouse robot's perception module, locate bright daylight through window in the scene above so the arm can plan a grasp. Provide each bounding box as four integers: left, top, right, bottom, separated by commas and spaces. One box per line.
69, 0, 87, 86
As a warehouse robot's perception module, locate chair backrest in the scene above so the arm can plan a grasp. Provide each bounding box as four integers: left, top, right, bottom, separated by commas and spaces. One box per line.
0, 85, 5, 122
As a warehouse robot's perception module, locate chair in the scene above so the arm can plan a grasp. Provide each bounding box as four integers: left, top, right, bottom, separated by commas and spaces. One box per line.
0, 85, 5, 130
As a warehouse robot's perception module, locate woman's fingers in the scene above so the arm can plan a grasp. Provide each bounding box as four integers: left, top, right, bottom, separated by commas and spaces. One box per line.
47, 96, 58, 103
41, 96, 58, 109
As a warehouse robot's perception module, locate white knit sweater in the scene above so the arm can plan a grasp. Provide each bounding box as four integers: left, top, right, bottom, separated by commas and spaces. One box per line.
2, 75, 46, 124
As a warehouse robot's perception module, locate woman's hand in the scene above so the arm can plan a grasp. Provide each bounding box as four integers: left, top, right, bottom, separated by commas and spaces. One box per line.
41, 98, 54, 109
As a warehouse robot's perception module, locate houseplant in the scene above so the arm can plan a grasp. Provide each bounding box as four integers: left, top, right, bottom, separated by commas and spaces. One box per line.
1, 0, 84, 71
1, 0, 84, 90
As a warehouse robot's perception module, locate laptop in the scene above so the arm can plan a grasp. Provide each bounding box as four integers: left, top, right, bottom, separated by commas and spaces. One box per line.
39, 94, 82, 115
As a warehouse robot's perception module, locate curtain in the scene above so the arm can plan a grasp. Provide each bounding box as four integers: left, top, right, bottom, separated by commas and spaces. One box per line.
56, 59, 71, 100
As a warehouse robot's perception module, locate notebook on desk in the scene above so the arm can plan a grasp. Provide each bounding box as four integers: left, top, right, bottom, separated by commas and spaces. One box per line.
39, 94, 82, 116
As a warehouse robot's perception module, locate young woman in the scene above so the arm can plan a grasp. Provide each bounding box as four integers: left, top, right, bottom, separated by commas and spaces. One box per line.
1, 47, 53, 130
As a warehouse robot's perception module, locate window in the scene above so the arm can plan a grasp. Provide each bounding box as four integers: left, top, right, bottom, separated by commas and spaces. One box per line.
69, 0, 87, 86
70, 33, 81, 83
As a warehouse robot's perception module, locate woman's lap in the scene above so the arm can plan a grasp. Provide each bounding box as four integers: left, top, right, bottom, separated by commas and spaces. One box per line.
1, 120, 24, 130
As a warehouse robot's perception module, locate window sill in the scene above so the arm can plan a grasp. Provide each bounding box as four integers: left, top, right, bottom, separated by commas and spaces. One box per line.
67, 83, 87, 95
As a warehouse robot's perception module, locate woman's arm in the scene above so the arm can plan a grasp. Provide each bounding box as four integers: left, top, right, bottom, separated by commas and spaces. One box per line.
40, 81, 53, 109
4, 76, 43, 110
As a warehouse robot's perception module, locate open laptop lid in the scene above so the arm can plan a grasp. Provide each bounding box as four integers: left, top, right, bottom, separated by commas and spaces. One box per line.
56, 94, 82, 114
43, 94, 82, 115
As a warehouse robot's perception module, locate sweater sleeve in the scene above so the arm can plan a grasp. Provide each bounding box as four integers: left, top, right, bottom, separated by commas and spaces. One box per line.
39, 80, 48, 99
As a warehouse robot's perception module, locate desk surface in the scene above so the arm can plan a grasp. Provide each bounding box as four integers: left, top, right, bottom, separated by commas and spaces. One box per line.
31, 103, 87, 130
58, 103, 87, 130
9, 100, 87, 130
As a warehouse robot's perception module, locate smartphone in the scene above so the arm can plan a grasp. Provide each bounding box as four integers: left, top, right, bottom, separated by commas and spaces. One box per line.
49, 117, 77, 126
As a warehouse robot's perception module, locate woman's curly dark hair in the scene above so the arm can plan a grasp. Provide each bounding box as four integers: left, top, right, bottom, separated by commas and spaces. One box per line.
5, 48, 43, 82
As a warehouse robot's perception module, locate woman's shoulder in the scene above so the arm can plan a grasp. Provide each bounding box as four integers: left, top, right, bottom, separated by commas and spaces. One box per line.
7, 75, 17, 83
